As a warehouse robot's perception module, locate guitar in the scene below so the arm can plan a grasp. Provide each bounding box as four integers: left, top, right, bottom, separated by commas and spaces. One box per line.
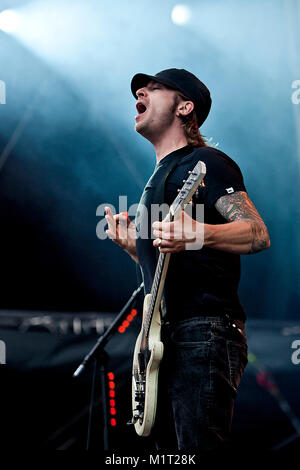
131, 160, 206, 436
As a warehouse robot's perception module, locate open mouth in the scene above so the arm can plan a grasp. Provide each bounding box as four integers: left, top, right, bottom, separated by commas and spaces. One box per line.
136, 102, 147, 114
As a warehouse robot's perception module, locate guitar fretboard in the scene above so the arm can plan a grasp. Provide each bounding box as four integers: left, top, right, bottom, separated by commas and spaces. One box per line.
144, 251, 167, 340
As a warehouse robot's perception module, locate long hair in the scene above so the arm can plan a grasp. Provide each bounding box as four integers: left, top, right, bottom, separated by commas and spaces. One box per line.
173, 92, 207, 147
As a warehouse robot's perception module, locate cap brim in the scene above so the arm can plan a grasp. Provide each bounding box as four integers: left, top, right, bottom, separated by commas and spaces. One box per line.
131, 73, 179, 99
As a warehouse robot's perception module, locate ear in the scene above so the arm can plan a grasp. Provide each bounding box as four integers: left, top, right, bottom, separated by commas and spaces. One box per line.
176, 100, 194, 118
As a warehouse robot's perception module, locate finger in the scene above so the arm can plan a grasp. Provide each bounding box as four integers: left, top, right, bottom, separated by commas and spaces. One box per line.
105, 210, 127, 232
153, 238, 162, 247
105, 207, 116, 228
152, 221, 164, 230
153, 230, 174, 241
158, 241, 176, 253
105, 214, 116, 233
152, 228, 162, 238
153, 238, 174, 248
152, 221, 173, 231
159, 239, 181, 253
161, 231, 174, 240
120, 211, 130, 222
105, 206, 115, 218
106, 229, 117, 240
113, 213, 131, 228
159, 247, 176, 253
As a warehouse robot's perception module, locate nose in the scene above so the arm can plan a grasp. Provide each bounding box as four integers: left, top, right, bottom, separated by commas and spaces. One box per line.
136, 87, 148, 99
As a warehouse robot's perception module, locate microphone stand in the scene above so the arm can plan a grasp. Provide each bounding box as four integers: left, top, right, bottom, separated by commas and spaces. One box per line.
73, 282, 144, 451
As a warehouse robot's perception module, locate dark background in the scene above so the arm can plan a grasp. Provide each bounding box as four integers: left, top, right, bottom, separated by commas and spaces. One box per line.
0, 0, 299, 454
0, 0, 299, 319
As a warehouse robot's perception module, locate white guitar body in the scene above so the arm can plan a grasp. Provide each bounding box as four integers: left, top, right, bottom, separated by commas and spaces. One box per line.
132, 294, 164, 436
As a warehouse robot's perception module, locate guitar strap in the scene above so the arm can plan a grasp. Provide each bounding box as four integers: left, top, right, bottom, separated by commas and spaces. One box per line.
150, 150, 191, 321
136, 145, 195, 321
151, 151, 188, 211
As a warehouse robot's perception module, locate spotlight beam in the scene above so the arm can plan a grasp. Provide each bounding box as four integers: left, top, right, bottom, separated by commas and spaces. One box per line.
0, 9, 20, 33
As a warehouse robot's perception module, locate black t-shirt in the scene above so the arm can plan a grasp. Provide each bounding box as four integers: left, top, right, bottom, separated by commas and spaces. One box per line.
135, 144, 247, 322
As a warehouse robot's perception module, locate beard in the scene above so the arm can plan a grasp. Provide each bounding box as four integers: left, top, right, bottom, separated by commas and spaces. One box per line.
135, 95, 179, 141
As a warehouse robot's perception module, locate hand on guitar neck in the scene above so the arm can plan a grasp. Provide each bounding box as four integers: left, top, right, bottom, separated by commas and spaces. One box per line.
105, 206, 139, 263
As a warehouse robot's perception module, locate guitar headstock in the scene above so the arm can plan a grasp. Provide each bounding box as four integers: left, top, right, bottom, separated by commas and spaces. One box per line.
170, 160, 206, 217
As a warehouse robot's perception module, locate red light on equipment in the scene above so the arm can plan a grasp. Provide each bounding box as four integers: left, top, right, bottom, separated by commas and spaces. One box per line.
107, 371, 117, 427
118, 308, 139, 334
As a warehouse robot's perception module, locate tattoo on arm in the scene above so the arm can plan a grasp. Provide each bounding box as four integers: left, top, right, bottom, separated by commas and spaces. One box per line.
215, 191, 270, 253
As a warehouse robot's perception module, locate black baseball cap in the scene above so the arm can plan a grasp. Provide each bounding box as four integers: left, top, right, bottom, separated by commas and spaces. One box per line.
131, 68, 212, 127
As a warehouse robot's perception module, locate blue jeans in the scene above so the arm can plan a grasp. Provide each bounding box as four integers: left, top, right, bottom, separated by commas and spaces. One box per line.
151, 315, 248, 452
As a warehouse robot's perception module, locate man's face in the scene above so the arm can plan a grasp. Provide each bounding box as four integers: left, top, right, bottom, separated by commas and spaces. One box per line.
134, 80, 178, 139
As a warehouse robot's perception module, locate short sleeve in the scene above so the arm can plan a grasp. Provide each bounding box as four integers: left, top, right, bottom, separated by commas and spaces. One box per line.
195, 147, 247, 208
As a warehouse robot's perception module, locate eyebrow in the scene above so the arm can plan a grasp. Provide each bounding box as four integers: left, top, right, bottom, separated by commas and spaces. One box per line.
148, 81, 162, 88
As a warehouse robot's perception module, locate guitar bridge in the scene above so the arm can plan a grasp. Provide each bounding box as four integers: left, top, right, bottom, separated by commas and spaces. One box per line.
127, 414, 140, 425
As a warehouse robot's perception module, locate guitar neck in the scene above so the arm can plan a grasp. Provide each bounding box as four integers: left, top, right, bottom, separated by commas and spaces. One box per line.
144, 252, 170, 339
144, 212, 174, 337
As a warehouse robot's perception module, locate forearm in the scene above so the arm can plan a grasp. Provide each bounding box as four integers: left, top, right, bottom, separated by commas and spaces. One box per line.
121, 240, 139, 264
204, 220, 271, 254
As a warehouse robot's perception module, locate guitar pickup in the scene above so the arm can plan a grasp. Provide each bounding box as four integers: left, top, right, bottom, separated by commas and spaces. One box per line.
134, 391, 144, 402
138, 352, 145, 374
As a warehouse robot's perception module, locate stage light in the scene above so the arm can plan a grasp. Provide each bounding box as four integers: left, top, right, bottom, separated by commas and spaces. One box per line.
0, 10, 19, 33
171, 4, 191, 26
118, 308, 139, 334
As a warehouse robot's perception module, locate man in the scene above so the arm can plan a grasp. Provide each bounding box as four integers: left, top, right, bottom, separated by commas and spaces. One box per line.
105, 68, 270, 451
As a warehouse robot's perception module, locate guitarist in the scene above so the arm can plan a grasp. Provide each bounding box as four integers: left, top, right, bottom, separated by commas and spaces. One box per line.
105, 68, 270, 451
